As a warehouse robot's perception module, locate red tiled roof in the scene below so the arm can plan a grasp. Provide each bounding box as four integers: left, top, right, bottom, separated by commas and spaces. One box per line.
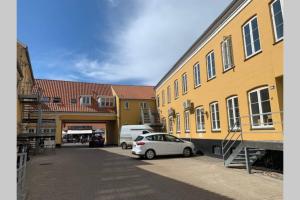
112, 85, 155, 100
34, 79, 115, 113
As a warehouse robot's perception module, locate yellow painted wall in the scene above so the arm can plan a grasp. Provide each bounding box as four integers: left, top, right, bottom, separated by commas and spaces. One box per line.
119, 99, 156, 125
155, 0, 283, 142
17, 42, 35, 135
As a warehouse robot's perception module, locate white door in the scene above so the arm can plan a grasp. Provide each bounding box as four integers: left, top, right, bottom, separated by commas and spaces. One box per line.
148, 134, 167, 155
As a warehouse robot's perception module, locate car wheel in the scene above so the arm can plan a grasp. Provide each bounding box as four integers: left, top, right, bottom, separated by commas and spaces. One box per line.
145, 149, 155, 160
183, 147, 192, 157
121, 143, 127, 150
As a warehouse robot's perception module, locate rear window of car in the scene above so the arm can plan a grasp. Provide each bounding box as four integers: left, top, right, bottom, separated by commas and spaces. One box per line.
135, 136, 144, 141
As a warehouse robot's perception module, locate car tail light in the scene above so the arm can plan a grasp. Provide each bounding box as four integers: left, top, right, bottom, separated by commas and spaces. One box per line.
136, 141, 145, 145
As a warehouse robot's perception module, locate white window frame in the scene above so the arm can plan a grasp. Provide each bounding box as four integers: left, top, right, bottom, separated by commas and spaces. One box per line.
184, 110, 190, 133
98, 96, 115, 108
124, 101, 129, 109
140, 102, 148, 109
271, 0, 284, 42
162, 90, 165, 106
221, 36, 234, 71
176, 113, 180, 133
226, 96, 241, 131
167, 86, 171, 103
206, 51, 216, 80
242, 16, 262, 59
168, 116, 173, 134
80, 95, 92, 105
182, 73, 188, 94
195, 107, 205, 132
210, 102, 221, 131
174, 79, 179, 99
248, 87, 273, 129
193, 63, 201, 87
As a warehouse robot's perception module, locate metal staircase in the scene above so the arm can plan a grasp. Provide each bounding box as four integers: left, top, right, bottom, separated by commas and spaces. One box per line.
221, 123, 266, 173
140, 108, 161, 125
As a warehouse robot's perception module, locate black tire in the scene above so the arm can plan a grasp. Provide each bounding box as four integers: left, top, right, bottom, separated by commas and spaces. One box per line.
121, 143, 127, 150
145, 149, 156, 160
183, 147, 192, 157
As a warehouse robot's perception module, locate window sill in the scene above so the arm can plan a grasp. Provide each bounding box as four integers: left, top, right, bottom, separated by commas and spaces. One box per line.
244, 50, 262, 61
194, 84, 201, 89
222, 65, 235, 73
211, 130, 221, 133
207, 76, 216, 82
185, 130, 190, 133
250, 127, 275, 131
176, 131, 181, 134
182, 92, 188, 96
196, 130, 206, 133
174, 97, 179, 100
273, 38, 283, 45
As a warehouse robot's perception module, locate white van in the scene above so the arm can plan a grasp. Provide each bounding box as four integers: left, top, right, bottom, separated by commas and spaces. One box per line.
120, 125, 153, 149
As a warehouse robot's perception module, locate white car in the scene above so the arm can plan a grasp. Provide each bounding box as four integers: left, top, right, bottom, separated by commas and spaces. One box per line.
119, 125, 153, 149
132, 133, 196, 159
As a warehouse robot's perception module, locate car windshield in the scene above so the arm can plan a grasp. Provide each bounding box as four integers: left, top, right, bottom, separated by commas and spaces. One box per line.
135, 136, 144, 141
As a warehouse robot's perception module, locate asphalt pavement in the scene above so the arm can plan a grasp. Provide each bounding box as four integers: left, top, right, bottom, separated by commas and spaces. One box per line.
25, 147, 232, 200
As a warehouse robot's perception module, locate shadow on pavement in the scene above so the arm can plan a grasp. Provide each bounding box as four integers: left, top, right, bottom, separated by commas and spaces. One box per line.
26, 147, 233, 200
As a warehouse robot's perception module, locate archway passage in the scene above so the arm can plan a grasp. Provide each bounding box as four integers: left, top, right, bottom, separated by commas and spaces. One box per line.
61, 122, 107, 147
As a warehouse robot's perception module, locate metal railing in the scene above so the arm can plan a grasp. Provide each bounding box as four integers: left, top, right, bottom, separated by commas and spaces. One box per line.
222, 121, 243, 162
17, 146, 28, 200
221, 111, 283, 163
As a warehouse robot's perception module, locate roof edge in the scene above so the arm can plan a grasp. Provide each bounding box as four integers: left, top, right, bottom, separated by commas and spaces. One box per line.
154, 0, 248, 90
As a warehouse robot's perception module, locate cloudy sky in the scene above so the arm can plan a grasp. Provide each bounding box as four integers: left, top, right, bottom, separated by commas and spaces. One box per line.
18, 0, 232, 85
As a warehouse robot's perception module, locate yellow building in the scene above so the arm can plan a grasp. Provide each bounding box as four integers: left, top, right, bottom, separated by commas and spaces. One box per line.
17, 41, 36, 135
155, 0, 283, 169
24, 80, 159, 146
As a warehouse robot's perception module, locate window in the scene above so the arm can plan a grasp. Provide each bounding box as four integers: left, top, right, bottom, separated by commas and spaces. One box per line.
80, 96, 91, 105
28, 128, 35, 133
70, 98, 77, 104
221, 36, 234, 71
184, 110, 190, 132
193, 63, 201, 87
98, 96, 115, 107
248, 87, 273, 128
227, 96, 240, 130
157, 95, 160, 107
168, 116, 173, 133
206, 51, 216, 80
195, 107, 205, 132
165, 134, 178, 142
182, 73, 188, 94
213, 145, 222, 155
243, 16, 261, 58
140, 102, 148, 109
167, 86, 171, 103
210, 102, 220, 131
53, 97, 61, 103
176, 113, 180, 133
174, 80, 179, 99
41, 97, 50, 103
271, 0, 283, 42
147, 134, 164, 141
162, 90, 166, 106
124, 101, 129, 109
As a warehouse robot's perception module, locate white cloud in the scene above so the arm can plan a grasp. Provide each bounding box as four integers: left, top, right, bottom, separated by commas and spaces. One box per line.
34, 1, 232, 85
75, 0, 232, 85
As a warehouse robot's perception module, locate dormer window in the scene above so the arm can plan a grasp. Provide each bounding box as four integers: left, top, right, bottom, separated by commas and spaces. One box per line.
80, 95, 91, 106
98, 96, 115, 107
53, 97, 61, 103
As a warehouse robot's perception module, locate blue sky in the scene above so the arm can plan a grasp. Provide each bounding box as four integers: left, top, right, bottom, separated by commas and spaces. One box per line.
18, 0, 232, 85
